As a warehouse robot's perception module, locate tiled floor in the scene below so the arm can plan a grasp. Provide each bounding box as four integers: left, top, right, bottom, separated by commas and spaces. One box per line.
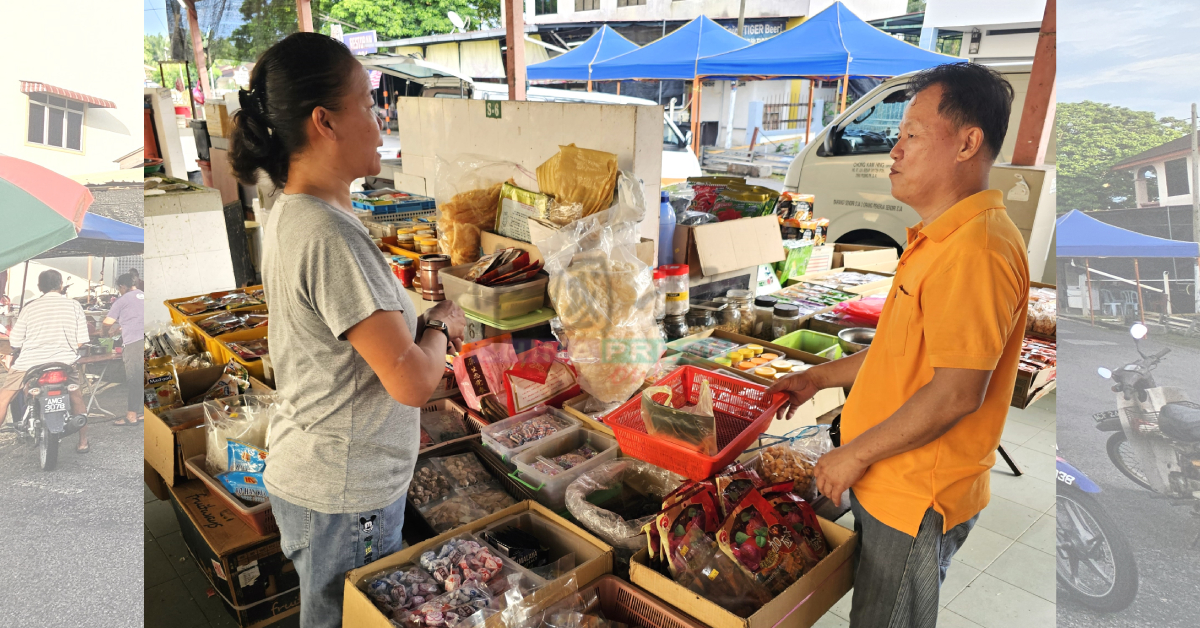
814, 392, 1057, 628
144, 484, 301, 628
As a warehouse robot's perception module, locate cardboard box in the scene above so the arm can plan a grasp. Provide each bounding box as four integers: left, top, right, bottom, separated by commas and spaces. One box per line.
343, 501, 614, 628
144, 368, 274, 487
673, 216, 784, 278
167, 480, 300, 627
1013, 365, 1056, 410
205, 103, 230, 138
788, 267, 894, 295
146, 459, 170, 501
806, 244, 898, 276
485, 228, 656, 269
630, 517, 856, 628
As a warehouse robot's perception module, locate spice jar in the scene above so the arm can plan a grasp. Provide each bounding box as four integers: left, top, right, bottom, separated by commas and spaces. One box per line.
712, 298, 741, 334
663, 314, 689, 341
771, 303, 801, 340
686, 308, 716, 336
653, 268, 667, 321
397, 233, 416, 251
753, 296, 778, 339
394, 258, 415, 289
726, 289, 756, 336
661, 264, 690, 316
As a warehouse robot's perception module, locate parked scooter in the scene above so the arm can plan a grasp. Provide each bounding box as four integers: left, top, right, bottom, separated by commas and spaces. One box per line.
1093, 324, 1200, 502
1056, 450, 1139, 611
7, 362, 87, 471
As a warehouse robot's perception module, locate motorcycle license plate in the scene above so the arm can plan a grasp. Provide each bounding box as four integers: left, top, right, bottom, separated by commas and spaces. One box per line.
43, 397, 66, 414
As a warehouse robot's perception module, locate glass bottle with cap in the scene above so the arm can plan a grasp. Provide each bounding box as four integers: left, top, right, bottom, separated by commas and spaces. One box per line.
685, 308, 716, 336
653, 267, 667, 321
753, 295, 779, 339
726, 289, 756, 336
771, 302, 801, 340
663, 314, 689, 341
711, 298, 741, 334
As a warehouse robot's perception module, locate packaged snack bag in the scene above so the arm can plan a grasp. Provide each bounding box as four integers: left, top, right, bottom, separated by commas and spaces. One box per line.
716, 489, 806, 595
227, 439, 268, 473
657, 485, 720, 577
764, 487, 828, 572
144, 356, 182, 411
715, 463, 764, 519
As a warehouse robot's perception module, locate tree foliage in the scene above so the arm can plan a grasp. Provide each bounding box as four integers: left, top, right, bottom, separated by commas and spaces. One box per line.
229, 0, 500, 62
1056, 101, 1189, 213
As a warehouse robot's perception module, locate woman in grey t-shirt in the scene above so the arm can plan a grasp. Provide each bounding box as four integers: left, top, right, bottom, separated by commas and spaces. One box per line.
227, 33, 466, 628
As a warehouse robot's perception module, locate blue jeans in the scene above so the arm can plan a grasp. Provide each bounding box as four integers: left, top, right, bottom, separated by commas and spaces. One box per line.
848, 491, 977, 628
270, 494, 406, 628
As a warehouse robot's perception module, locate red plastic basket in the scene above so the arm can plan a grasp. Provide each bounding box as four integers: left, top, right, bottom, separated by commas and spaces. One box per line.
604, 366, 785, 479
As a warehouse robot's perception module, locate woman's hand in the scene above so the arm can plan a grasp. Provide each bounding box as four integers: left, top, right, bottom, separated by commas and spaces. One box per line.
426, 300, 466, 352
765, 369, 826, 422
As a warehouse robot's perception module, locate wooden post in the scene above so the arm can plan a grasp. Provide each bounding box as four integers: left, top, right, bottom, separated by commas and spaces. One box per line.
504, 0, 526, 101
1011, 0, 1055, 165
18, 261, 28, 309
1135, 258, 1145, 324
691, 80, 702, 156
749, 127, 760, 153
587, 80, 592, 92
805, 79, 815, 143
838, 74, 849, 114
295, 0, 313, 33
1085, 258, 1095, 326
185, 1, 213, 101
616, 82, 621, 96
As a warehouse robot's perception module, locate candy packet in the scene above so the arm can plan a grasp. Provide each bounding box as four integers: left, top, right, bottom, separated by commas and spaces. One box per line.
670, 521, 773, 618
716, 490, 806, 595
657, 485, 720, 577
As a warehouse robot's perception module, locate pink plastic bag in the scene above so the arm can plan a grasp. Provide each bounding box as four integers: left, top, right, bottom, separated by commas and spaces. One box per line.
832, 296, 887, 327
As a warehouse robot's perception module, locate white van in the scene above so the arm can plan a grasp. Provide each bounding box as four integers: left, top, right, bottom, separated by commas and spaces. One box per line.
359, 54, 702, 184
783, 63, 1055, 252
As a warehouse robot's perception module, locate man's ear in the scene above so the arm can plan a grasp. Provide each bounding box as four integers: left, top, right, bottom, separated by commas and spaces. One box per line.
957, 126, 986, 163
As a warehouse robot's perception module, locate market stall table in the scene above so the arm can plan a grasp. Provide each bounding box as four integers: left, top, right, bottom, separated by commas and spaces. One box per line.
77, 352, 124, 418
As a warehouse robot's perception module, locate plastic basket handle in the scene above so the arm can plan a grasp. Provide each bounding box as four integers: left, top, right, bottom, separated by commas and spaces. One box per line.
508, 469, 545, 492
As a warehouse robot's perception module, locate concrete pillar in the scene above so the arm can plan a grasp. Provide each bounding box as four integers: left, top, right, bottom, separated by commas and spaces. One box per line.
919, 26, 938, 51
745, 101, 764, 146
1134, 176, 1149, 207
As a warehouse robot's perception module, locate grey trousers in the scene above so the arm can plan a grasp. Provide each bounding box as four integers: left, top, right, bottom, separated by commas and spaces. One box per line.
849, 491, 977, 628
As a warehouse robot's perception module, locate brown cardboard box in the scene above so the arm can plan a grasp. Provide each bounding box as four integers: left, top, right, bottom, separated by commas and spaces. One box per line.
806, 244, 898, 275
630, 517, 857, 628
1013, 365, 1056, 410
673, 216, 784, 278
484, 228, 656, 268
343, 501, 614, 628
788, 267, 895, 295
167, 481, 300, 627
205, 103, 230, 138
144, 368, 274, 487
145, 459, 170, 501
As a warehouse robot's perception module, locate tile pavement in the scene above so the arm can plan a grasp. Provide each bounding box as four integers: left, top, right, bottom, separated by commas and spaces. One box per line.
817, 393, 1057, 628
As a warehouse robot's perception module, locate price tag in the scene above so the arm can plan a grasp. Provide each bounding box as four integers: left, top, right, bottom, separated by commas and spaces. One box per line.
485, 101, 502, 119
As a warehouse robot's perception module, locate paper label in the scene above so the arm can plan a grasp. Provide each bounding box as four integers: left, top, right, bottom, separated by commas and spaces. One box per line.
496, 198, 537, 243
665, 291, 688, 302
212, 559, 227, 581
507, 362, 579, 413
238, 563, 261, 588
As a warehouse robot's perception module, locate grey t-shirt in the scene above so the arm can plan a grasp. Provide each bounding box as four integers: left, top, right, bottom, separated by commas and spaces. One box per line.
261, 193, 419, 514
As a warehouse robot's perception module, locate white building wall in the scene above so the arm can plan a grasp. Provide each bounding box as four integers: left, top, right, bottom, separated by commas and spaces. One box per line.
527, 0, 906, 25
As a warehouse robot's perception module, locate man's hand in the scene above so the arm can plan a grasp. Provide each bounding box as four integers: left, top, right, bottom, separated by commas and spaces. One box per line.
425, 300, 467, 352
765, 369, 824, 422
814, 444, 868, 508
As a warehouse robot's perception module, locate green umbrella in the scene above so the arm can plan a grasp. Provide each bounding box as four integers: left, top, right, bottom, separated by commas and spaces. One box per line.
0, 156, 92, 272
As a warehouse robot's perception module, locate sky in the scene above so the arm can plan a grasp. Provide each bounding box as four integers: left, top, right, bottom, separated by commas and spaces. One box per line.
145, 0, 169, 37
1060, 0, 1200, 120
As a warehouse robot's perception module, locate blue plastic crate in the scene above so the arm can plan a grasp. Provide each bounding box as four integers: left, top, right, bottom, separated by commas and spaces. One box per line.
352, 194, 437, 216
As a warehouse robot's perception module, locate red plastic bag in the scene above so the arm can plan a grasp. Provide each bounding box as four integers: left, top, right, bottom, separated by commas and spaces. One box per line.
832, 296, 887, 327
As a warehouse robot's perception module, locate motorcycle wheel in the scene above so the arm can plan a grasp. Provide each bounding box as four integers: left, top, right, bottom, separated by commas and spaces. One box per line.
39, 423, 58, 472
1057, 483, 1139, 612
1106, 432, 1154, 491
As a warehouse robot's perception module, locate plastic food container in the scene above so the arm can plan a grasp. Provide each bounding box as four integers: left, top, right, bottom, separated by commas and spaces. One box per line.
439, 264, 549, 321
773, 329, 843, 359
480, 406, 581, 461
604, 366, 785, 480
510, 429, 620, 512
184, 455, 276, 535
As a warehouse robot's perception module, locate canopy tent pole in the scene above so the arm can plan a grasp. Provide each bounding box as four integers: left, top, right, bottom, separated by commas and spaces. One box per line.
1135, 259, 1145, 324
616, 82, 621, 96
724, 81, 739, 149
587, 80, 592, 92
87, 255, 92, 304
1164, 271, 1172, 316
1085, 258, 1095, 326
805, 80, 815, 144
18, 261, 28, 310
839, 74, 849, 113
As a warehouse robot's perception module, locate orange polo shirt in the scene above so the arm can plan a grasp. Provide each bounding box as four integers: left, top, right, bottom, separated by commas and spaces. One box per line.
841, 189, 1029, 537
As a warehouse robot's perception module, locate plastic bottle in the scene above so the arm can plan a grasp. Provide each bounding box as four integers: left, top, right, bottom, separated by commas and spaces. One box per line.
658, 191, 676, 267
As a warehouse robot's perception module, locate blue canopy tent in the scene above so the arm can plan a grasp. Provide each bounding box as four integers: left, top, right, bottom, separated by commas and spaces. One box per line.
1056, 210, 1200, 324
526, 26, 640, 83
35, 213, 144, 259
588, 16, 749, 81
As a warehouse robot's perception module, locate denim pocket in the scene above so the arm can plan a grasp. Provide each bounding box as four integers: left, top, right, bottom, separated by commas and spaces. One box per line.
272, 498, 312, 555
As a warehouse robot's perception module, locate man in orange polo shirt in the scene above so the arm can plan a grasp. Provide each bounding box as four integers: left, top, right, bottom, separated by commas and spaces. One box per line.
767, 63, 1029, 627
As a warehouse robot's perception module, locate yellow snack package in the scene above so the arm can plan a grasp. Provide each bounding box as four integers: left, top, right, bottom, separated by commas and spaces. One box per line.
494, 181, 550, 243
144, 356, 182, 411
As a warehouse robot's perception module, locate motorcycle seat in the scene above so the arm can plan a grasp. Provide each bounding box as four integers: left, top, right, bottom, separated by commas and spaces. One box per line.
1159, 402, 1200, 442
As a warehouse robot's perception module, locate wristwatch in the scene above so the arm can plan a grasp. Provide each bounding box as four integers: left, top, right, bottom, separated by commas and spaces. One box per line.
424, 319, 450, 344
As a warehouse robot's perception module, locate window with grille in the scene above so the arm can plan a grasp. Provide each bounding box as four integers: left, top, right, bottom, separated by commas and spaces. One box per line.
28, 93, 84, 152
536, 0, 557, 15
575, 0, 599, 10
617, 0, 647, 6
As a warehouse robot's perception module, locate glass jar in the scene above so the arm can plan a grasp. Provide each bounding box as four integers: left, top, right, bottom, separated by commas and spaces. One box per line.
662, 264, 690, 316
771, 303, 801, 340
393, 258, 415, 289
726, 289, 756, 336
685, 308, 716, 336
712, 298, 741, 334
663, 314, 689, 341
653, 268, 666, 321
753, 295, 778, 339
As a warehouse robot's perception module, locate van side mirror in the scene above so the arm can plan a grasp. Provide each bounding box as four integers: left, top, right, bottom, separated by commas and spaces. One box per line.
824, 127, 837, 155
684, 130, 693, 146
1131, 324, 1148, 340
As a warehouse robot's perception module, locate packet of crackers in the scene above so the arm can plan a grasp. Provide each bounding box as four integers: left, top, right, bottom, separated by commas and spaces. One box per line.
144, 356, 182, 411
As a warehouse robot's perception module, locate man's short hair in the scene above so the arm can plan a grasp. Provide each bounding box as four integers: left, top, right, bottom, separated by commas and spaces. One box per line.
116, 273, 134, 289
907, 63, 1014, 160
129, 267, 140, 277
37, 270, 63, 293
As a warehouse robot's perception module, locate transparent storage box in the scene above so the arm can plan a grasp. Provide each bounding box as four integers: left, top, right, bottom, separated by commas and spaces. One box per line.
511, 429, 620, 513
439, 264, 549, 321
480, 406, 581, 462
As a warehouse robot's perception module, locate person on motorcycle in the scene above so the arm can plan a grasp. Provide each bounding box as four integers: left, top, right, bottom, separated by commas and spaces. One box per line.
768, 63, 1030, 628
102, 273, 144, 427
0, 270, 91, 453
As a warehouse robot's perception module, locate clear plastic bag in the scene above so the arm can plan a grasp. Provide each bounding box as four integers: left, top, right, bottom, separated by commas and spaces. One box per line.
536, 145, 619, 218
538, 173, 663, 404
671, 522, 773, 618
676, 210, 719, 226
436, 155, 540, 266
640, 381, 717, 456
422, 411, 470, 444
564, 459, 683, 555
748, 425, 833, 502
202, 394, 276, 476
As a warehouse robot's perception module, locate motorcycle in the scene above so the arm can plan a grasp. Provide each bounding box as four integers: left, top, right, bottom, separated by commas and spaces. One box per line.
7, 362, 87, 471
1093, 324, 1200, 504
1056, 451, 1140, 611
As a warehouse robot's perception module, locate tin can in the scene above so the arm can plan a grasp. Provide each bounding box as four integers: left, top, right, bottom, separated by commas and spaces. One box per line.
419, 254, 452, 301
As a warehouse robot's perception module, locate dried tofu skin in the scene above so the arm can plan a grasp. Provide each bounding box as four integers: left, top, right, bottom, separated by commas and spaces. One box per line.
438, 182, 503, 265
537, 144, 619, 217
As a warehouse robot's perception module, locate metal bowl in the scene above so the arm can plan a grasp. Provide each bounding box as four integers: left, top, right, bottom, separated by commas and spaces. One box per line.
838, 327, 876, 354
